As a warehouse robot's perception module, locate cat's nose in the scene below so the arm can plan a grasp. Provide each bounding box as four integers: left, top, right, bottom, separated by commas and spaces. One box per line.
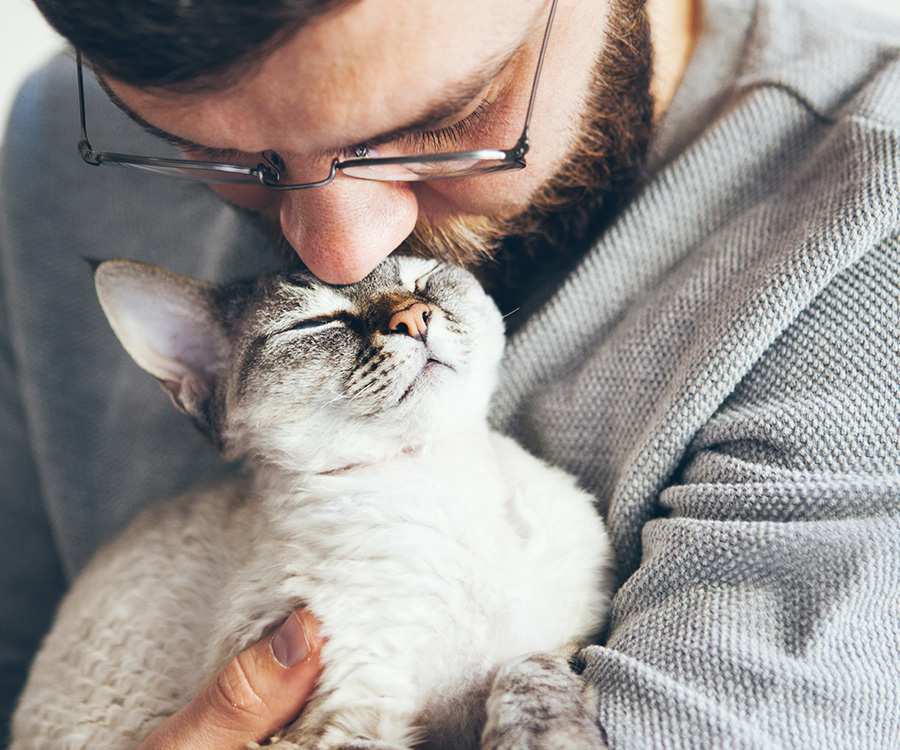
389, 302, 431, 340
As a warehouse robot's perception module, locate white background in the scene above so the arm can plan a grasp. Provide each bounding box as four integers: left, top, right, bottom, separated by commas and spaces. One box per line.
2, 0, 900, 141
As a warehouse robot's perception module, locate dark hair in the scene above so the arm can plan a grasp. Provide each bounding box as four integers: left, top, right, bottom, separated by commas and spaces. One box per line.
33, 0, 358, 90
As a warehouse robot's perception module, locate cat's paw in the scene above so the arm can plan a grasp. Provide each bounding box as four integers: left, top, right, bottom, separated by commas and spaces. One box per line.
481, 651, 608, 750
251, 737, 301, 750
253, 735, 410, 750
251, 739, 298, 749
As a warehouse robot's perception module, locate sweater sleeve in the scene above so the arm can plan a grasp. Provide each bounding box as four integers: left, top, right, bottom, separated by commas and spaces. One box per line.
583, 235, 900, 748
0, 165, 67, 747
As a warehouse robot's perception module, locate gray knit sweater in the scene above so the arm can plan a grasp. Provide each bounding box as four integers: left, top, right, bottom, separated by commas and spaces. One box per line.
2, 0, 899, 746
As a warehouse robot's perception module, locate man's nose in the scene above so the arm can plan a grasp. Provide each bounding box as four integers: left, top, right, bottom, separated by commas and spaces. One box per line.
278, 175, 419, 284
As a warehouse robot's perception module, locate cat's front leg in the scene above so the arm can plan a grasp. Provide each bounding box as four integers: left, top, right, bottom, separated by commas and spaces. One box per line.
481, 651, 608, 750
257, 738, 409, 750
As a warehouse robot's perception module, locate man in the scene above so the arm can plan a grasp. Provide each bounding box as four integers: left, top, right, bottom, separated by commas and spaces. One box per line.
1, 0, 899, 746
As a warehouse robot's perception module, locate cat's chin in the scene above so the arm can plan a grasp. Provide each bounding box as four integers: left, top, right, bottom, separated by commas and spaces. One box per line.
396, 359, 453, 407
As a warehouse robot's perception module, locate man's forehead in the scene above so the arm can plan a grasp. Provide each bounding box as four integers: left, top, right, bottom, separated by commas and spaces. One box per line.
108, 0, 542, 156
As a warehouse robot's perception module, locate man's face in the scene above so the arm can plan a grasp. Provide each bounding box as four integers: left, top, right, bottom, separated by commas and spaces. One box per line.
107, 0, 651, 285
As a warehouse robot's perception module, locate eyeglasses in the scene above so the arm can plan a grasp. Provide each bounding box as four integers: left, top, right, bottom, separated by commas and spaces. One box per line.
76, 0, 558, 190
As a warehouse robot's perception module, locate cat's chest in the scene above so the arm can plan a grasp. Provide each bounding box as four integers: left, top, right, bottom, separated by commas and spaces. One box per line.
211, 428, 606, 672
263, 432, 519, 557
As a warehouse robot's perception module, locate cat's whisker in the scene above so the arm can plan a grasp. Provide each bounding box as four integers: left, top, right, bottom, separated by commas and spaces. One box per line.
322, 388, 350, 410
347, 374, 383, 404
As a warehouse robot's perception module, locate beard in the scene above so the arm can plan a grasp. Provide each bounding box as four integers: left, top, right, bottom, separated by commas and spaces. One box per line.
269, 0, 654, 315
399, 0, 655, 315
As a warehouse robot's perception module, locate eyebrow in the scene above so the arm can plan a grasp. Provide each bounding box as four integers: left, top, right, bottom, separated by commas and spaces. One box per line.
96, 38, 526, 157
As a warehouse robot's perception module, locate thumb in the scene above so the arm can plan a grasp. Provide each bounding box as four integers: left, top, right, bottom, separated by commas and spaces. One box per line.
139, 609, 323, 750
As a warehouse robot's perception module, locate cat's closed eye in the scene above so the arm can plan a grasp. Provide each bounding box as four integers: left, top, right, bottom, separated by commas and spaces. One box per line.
274, 315, 348, 337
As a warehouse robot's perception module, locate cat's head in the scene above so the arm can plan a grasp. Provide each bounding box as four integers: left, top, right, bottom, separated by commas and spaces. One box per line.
94, 255, 505, 473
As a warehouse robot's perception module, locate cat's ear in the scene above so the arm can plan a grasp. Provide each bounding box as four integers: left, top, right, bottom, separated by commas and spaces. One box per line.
93, 260, 230, 422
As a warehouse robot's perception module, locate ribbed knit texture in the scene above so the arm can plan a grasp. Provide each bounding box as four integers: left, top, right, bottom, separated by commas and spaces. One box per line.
1, 0, 899, 745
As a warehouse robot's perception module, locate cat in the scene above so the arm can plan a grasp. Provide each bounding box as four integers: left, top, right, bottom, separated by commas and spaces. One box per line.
11, 255, 613, 750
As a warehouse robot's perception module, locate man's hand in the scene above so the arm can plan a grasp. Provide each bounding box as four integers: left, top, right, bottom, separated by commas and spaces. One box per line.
139, 609, 323, 750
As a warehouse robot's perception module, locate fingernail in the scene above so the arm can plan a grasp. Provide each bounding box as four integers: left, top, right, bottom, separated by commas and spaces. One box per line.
271, 612, 310, 668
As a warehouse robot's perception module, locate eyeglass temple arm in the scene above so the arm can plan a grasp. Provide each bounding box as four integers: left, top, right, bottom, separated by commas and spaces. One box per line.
76, 51, 102, 166
517, 0, 559, 157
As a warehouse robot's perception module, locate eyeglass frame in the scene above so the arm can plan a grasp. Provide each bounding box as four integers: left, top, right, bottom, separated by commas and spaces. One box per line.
76, 0, 559, 191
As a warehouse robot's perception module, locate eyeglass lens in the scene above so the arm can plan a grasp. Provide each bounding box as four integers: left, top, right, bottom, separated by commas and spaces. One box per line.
112, 161, 263, 184
339, 157, 521, 182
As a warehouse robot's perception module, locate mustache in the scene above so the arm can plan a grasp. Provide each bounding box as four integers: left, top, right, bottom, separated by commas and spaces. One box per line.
258, 205, 509, 273
400, 214, 506, 268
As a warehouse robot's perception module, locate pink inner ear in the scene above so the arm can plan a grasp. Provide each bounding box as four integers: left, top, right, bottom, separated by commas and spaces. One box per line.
95, 261, 230, 390
141, 299, 225, 376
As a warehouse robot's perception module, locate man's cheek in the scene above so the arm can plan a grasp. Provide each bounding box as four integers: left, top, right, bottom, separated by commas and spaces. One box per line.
413, 172, 537, 220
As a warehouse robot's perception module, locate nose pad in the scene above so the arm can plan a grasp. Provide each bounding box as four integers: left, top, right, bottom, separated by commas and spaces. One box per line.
389, 302, 431, 340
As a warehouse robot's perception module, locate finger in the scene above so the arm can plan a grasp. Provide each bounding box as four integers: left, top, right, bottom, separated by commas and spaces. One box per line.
138, 609, 323, 750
